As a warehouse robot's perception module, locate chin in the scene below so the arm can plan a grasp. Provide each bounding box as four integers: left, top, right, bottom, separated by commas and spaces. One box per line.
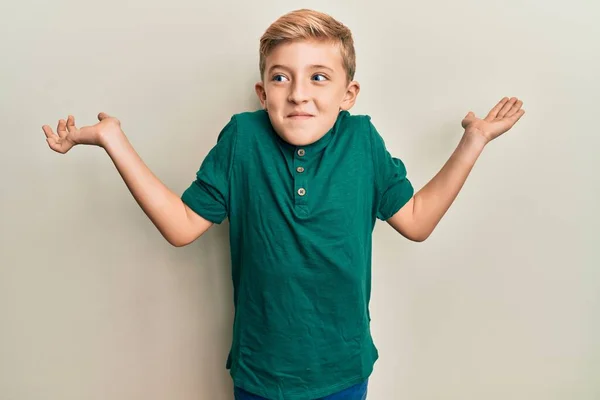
277, 129, 320, 146
280, 134, 312, 146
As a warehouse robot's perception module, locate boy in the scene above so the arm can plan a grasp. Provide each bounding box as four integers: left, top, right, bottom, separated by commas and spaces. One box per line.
41, 8, 525, 400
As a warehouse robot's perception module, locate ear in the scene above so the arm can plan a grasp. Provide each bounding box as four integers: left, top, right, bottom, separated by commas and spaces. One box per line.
340, 80, 360, 111
255, 81, 267, 109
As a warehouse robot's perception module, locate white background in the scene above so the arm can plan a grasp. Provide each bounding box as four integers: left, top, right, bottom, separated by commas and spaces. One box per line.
1, 0, 598, 399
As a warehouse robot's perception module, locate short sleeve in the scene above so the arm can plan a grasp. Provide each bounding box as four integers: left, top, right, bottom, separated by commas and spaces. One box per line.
368, 117, 414, 220
181, 116, 238, 224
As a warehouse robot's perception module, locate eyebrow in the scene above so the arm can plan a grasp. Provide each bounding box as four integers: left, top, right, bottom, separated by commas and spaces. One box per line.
268, 64, 335, 74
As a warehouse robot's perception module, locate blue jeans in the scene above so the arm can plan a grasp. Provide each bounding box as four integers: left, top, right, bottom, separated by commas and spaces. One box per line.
234, 379, 368, 400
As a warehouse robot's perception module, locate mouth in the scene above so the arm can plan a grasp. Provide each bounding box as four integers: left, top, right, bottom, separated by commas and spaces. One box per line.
287, 113, 315, 120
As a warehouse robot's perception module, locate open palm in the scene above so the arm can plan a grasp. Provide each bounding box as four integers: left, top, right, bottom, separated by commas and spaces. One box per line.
42, 112, 121, 154
461, 97, 525, 144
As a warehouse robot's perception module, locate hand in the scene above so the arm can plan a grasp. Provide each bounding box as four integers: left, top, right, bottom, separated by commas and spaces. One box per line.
461, 97, 525, 145
42, 112, 123, 154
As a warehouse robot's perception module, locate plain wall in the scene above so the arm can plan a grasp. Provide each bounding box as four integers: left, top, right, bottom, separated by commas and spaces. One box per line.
1, 0, 598, 399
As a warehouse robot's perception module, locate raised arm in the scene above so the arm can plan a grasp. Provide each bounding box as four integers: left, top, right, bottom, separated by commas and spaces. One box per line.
42, 113, 213, 247
387, 97, 525, 242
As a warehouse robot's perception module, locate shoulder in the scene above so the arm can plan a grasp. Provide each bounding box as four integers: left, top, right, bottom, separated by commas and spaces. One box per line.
222, 109, 277, 148
336, 111, 377, 138
231, 109, 272, 133
211, 109, 273, 149
334, 111, 378, 151
337, 112, 395, 171
337, 110, 372, 129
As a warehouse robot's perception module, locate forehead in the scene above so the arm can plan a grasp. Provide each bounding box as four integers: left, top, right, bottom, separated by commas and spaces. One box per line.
266, 39, 344, 71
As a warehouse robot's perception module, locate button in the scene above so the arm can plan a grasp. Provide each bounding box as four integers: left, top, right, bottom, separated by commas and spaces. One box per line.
297, 188, 306, 196
296, 166, 305, 173
297, 149, 305, 157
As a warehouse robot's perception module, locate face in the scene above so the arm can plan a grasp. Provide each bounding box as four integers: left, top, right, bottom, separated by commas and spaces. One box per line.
255, 39, 360, 146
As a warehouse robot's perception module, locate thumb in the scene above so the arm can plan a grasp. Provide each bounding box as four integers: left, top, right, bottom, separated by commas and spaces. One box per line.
462, 111, 475, 128
98, 112, 111, 121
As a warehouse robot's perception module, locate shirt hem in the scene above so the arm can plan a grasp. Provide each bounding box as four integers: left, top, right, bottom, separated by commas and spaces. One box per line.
231, 370, 373, 400
181, 188, 226, 224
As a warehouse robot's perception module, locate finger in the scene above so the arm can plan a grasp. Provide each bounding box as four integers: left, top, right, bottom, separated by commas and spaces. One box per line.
42, 124, 55, 139
461, 111, 476, 128
498, 97, 518, 119
485, 97, 509, 121
47, 134, 74, 154
504, 100, 523, 118
66, 115, 76, 133
502, 109, 526, 128
510, 108, 525, 122
98, 112, 110, 121
57, 119, 68, 139
46, 136, 64, 153
46, 135, 59, 150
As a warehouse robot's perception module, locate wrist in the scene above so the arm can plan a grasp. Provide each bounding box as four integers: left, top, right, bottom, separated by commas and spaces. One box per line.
461, 129, 488, 152
452, 130, 486, 166
100, 128, 127, 151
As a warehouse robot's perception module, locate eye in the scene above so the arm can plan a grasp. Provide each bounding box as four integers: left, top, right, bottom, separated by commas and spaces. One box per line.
312, 74, 328, 82
272, 74, 288, 82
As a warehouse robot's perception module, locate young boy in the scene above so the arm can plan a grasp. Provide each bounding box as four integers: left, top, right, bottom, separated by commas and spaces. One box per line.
42, 8, 525, 400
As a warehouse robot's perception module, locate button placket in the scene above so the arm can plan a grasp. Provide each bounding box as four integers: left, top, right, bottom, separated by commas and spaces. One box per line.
294, 147, 308, 205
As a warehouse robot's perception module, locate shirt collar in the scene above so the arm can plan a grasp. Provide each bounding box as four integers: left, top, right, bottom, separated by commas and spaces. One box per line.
268, 110, 348, 155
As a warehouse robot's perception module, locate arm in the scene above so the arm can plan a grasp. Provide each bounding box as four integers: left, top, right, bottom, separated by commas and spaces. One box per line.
103, 130, 213, 247
42, 113, 213, 247
387, 97, 525, 242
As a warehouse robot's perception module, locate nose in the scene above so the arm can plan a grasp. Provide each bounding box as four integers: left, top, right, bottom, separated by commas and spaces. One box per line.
287, 80, 310, 104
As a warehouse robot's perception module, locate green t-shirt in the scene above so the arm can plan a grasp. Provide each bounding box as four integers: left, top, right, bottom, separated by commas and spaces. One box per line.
181, 109, 413, 400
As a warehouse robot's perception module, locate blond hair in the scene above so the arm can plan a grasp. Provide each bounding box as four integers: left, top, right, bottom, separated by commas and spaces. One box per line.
259, 9, 356, 82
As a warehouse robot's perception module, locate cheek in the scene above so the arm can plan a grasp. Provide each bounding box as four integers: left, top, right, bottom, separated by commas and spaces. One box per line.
266, 90, 286, 107
319, 87, 345, 102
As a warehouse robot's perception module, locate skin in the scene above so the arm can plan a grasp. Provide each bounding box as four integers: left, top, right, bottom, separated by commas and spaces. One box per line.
387, 98, 525, 241
255, 39, 359, 146
254, 38, 526, 242
42, 38, 525, 244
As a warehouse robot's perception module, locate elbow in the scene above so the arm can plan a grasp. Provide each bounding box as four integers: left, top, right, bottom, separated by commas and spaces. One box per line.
170, 236, 197, 247
410, 235, 427, 243
165, 232, 194, 248
408, 230, 431, 243
169, 239, 189, 248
